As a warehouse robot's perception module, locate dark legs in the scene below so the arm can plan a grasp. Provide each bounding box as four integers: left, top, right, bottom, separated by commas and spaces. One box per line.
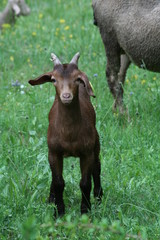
92, 135, 103, 202
80, 144, 103, 214
92, 160, 103, 201
48, 150, 65, 217
48, 147, 102, 216
80, 154, 93, 214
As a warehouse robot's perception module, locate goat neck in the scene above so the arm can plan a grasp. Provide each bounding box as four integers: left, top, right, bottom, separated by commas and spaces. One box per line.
55, 92, 82, 127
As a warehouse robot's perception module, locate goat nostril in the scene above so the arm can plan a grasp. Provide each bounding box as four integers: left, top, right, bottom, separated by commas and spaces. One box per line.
62, 93, 71, 99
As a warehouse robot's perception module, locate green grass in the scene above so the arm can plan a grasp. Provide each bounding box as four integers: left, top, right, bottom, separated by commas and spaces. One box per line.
0, 0, 160, 239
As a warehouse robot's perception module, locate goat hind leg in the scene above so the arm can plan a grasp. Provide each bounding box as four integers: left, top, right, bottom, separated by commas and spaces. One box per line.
80, 154, 93, 214
92, 138, 103, 203
93, 159, 103, 203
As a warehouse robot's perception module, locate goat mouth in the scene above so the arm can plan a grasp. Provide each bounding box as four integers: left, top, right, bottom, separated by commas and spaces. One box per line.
61, 99, 73, 105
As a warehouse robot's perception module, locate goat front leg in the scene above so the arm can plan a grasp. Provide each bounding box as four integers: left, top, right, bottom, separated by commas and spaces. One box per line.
48, 150, 65, 217
80, 153, 93, 214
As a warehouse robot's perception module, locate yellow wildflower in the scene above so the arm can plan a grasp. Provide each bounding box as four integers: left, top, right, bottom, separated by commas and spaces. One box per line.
36, 44, 40, 49
64, 26, 70, 30
27, 58, 30, 63
126, 79, 130, 84
2, 23, 11, 29
55, 28, 59, 36
114, 112, 119, 117
61, 36, 65, 41
29, 64, 32, 68
141, 79, 146, 85
39, 13, 43, 19
134, 74, 138, 80
10, 56, 14, 62
69, 34, 73, 38
32, 32, 36, 36
153, 76, 156, 81
59, 19, 65, 24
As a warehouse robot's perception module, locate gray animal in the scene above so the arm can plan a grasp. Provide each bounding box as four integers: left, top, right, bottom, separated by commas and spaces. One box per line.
92, 0, 160, 112
0, 0, 30, 29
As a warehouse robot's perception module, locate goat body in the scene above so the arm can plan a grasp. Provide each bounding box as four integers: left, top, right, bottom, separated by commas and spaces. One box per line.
29, 53, 103, 216
0, 0, 30, 29
48, 88, 96, 157
92, 0, 160, 112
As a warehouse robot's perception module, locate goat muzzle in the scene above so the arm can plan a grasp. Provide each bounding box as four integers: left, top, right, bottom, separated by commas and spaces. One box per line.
60, 93, 73, 105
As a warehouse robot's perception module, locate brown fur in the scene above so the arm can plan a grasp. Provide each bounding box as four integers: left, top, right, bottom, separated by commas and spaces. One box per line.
29, 61, 103, 216
92, 0, 160, 112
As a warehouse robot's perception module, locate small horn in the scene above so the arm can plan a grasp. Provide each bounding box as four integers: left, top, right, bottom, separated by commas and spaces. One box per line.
70, 52, 80, 65
50, 53, 62, 66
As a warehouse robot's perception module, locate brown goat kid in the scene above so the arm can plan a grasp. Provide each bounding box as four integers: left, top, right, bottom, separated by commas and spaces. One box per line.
28, 53, 103, 216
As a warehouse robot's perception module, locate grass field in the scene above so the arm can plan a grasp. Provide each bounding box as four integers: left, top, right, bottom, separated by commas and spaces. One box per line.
0, 0, 160, 239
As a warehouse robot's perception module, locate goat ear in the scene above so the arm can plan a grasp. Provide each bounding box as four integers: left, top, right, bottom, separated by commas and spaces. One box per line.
28, 72, 54, 86
78, 72, 95, 98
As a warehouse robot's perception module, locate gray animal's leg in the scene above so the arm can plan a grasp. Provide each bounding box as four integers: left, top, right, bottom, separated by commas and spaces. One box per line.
117, 54, 131, 112
119, 54, 131, 84
102, 31, 131, 112
104, 39, 121, 111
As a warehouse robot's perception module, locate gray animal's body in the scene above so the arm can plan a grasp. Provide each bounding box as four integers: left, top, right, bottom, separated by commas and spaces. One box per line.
92, 0, 160, 111
0, 0, 30, 29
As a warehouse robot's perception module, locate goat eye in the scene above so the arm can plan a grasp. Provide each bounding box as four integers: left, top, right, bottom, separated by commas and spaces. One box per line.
51, 78, 56, 83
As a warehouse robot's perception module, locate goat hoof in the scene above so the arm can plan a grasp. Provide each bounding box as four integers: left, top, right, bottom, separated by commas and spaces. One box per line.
94, 188, 103, 204
81, 208, 90, 215
81, 204, 91, 215
54, 206, 65, 218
